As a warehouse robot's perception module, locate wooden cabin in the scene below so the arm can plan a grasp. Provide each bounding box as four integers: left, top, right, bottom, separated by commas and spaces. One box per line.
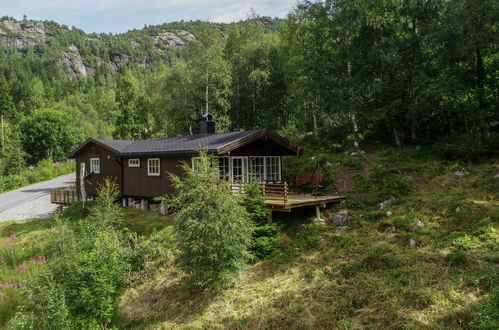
68, 116, 343, 219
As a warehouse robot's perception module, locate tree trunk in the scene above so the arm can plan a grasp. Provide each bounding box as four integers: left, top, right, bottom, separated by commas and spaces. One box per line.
205, 70, 209, 115
476, 47, 485, 110
351, 113, 360, 148
312, 110, 318, 139
411, 115, 417, 141
347, 61, 360, 148
1, 115, 4, 155
393, 126, 402, 147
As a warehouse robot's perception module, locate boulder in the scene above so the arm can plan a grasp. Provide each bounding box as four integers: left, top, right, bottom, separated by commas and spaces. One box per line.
329, 210, 351, 225
379, 198, 395, 210
415, 220, 425, 228
454, 169, 469, 177
409, 239, 417, 247
386, 211, 393, 217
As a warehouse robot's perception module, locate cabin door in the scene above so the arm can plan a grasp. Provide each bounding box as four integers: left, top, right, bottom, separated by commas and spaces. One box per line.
231, 157, 246, 183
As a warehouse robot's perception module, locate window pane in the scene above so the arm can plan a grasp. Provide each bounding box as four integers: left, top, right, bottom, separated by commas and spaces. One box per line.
218, 157, 229, 180
265, 157, 280, 182
249, 157, 265, 182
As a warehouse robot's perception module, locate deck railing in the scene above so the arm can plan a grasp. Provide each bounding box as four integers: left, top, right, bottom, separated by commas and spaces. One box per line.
230, 181, 289, 209
50, 189, 78, 205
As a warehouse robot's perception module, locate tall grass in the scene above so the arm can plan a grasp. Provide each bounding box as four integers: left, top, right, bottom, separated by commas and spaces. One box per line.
0, 159, 74, 193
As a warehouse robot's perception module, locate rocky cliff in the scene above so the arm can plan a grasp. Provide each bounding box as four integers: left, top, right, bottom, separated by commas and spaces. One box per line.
0, 18, 197, 76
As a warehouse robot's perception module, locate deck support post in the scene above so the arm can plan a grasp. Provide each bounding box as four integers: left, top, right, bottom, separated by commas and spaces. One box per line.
140, 199, 148, 211
128, 197, 133, 207
122, 198, 127, 207
315, 205, 321, 222
160, 202, 169, 215
267, 211, 273, 224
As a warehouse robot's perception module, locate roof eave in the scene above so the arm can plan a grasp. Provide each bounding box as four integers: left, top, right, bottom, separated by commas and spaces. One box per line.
68, 138, 121, 158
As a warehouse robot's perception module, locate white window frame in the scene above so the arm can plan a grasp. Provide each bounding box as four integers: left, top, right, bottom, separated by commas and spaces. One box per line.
265, 156, 281, 182
128, 159, 140, 167
90, 158, 100, 174
218, 156, 230, 181
230, 156, 247, 183
147, 158, 160, 176
249, 156, 266, 182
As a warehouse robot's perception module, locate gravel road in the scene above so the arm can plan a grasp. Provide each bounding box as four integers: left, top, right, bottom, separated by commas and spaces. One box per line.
0, 173, 76, 221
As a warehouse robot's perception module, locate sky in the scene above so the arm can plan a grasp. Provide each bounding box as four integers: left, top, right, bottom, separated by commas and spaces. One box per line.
0, 0, 297, 34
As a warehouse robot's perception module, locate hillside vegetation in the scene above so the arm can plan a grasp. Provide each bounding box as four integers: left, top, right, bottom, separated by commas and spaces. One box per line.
0, 147, 496, 329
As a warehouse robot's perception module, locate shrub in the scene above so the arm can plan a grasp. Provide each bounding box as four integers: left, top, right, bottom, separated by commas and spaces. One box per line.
250, 224, 282, 260
356, 165, 412, 200
9, 271, 72, 330
446, 249, 468, 266
242, 182, 270, 224
168, 151, 254, 288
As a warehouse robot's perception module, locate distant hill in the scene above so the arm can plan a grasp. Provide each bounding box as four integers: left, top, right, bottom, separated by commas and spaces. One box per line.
0, 16, 282, 76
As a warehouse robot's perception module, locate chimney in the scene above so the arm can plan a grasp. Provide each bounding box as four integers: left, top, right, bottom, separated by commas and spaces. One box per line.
199, 114, 215, 134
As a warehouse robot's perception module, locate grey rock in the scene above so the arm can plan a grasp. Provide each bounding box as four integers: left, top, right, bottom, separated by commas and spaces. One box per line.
415, 220, 425, 228
337, 226, 349, 230
379, 198, 395, 210
386, 211, 393, 217
494, 173, 499, 179
455, 207, 461, 213
454, 169, 469, 177
409, 239, 417, 246
329, 210, 351, 225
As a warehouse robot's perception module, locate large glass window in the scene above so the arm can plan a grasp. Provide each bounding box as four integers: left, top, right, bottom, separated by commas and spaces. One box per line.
147, 158, 160, 176
249, 156, 265, 182
265, 156, 281, 182
218, 157, 230, 180
90, 158, 100, 174
231, 157, 245, 183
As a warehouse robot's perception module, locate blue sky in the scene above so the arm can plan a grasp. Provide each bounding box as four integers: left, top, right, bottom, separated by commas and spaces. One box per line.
0, 0, 297, 34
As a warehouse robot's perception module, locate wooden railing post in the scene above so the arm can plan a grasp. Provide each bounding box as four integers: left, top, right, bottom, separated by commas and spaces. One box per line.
262, 181, 266, 196
284, 182, 288, 209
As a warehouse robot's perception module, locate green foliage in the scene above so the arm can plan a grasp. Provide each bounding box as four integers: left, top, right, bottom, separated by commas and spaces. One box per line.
9, 272, 72, 330
9, 179, 144, 328
242, 182, 270, 224
471, 286, 499, 330
0, 159, 73, 193
355, 166, 412, 200
445, 249, 468, 267
168, 151, 254, 288
250, 224, 282, 260
19, 108, 81, 164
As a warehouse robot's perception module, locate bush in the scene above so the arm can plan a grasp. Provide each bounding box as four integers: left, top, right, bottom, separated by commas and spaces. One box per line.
250, 224, 282, 260
356, 165, 412, 200
242, 182, 270, 224
0, 158, 74, 193
445, 249, 468, 266
168, 151, 254, 288
11, 179, 143, 328
431, 132, 499, 161
9, 271, 72, 330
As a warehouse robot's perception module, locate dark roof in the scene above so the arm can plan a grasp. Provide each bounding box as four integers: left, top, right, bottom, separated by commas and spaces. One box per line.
94, 139, 133, 153
69, 129, 304, 158
120, 130, 259, 156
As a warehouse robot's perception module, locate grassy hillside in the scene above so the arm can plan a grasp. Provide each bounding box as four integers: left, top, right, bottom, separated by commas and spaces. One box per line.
115, 148, 498, 329
0, 147, 497, 329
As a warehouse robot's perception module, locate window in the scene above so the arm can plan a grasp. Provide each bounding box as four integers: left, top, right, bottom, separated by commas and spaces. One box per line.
90, 158, 100, 174
128, 159, 140, 167
218, 157, 230, 180
265, 156, 281, 182
147, 158, 160, 176
231, 157, 246, 183
249, 156, 265, 182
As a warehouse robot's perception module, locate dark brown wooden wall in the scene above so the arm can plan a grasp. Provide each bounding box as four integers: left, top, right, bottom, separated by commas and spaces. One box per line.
229, 139, 296, 156
75, 143, 122, 196
123, 156, 190, 198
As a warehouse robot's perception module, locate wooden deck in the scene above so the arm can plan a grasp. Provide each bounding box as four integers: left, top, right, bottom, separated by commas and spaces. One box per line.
264, 194, 345, 212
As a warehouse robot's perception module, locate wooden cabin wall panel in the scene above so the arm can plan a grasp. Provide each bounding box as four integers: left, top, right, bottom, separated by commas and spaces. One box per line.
74, 143, 122, 197
123, 156, 190, 198
228, 139, 296, 156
